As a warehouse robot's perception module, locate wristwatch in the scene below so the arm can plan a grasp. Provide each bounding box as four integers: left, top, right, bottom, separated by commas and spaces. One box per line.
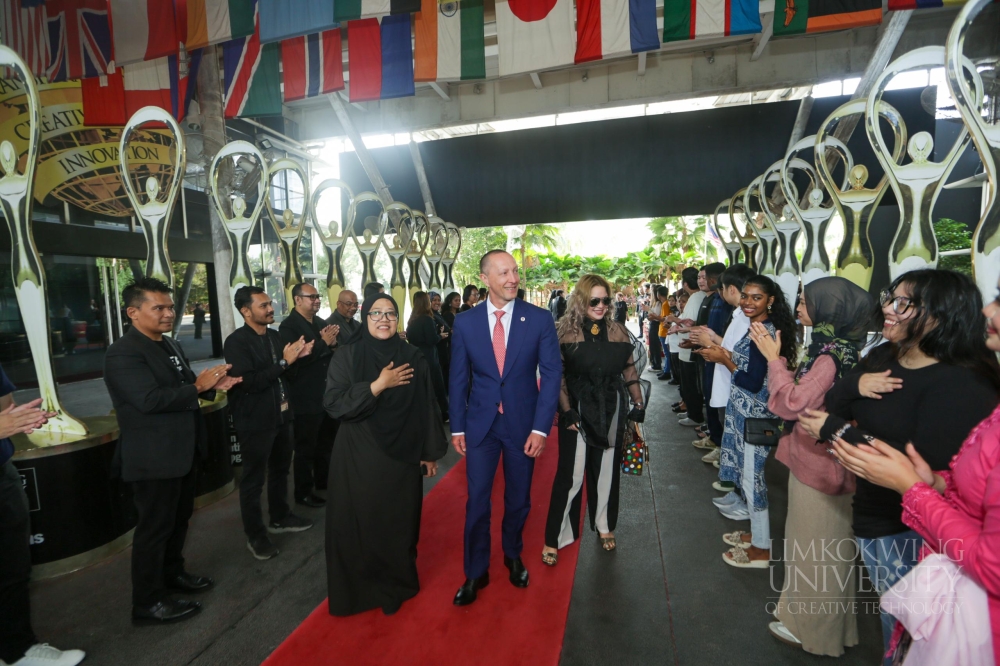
278, 359, 288, 370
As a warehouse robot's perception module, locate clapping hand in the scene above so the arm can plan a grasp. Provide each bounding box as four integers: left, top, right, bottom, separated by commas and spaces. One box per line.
798, 409, 829, 440
697, 345, 731, 364
858, 370, 903, 399
213, 375, 242, 391
282, 337, 308, 365
320, 324, 340, 346
689, 326, 719, 348
831, 437, 934, 495
749, 323, 781, 362
195, 364, 234, 393
0, 399, 55, 438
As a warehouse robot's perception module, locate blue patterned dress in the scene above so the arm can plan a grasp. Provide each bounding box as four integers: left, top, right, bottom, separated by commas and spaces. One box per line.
718, 321, 778, 511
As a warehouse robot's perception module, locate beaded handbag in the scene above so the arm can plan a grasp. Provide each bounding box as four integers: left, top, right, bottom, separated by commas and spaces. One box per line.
621, 423, 647, 476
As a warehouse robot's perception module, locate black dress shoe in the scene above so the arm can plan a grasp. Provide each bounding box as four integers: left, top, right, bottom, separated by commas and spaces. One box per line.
132, 599, 201, 624
503, 557, 529, 588
295, 493, 326, 508
453, 573, 490, 606
167, 572, 214, 593
383, 600, 402, 616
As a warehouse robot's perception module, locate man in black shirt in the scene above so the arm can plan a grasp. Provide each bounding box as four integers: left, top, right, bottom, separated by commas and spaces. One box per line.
105, 277, 239, 624
327, 289, 361, 345
279, 283, 339, 508
192, 303, 206, 339
225, 286, 315, 560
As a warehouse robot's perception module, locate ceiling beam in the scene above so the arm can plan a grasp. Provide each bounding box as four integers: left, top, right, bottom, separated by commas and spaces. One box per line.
751, 14, 773, 62
529, 72, 542, 89
429, 82, 451, 101
637, 52, 647, 76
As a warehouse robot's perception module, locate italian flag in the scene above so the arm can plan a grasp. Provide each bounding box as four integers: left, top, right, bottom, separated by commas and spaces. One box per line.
414, 0, 486, 81
183, 0, 256, 49
662, 0, 762, 42
335, 0, 421, 22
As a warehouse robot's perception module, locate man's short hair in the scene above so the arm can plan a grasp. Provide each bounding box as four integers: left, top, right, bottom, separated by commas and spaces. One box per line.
122, 276, 172, 309
234, 285, 266, 313
363, 282, 384, 302
703, 262, 727, 286
291, 283, 311, 299
479, 249, 507, 275
681, 267, 699, 290
655, 285, 668, 299
720, 264, 757, 292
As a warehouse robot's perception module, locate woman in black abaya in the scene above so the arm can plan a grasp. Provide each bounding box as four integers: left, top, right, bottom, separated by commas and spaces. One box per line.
323, 295, 448, 616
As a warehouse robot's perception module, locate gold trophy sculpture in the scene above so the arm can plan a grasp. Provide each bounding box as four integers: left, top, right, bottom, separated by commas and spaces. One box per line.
946, 0, 1000, 300
382, 201, 415, 332
264, 158, 310, 311
310, 178, 355, 307
406, 210, 432, 307
743, 178, 777, 279
759, 160, 801, 311
347, 192, 387, 290
425, 220, 449, 290
0, 47, 87, 440
817, 99, 906, 290
712, 199, 741, 266
783, 135, 853, 286
441, 223, 463, 291
868, 46, 980, 280
209, 141, 267, 327
119, 107, 186, 290
728, 188, 758, 270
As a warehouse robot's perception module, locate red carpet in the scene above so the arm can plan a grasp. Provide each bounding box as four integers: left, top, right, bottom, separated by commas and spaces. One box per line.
263, 429, 580, 666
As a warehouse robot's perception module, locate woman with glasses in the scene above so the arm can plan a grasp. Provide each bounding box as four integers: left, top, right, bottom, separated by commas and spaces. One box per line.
406, 291, 449, 419
323, 295, 448, 617
460, 285, 479, 312
542, 274, 646, 566
798, 269, 1000, 663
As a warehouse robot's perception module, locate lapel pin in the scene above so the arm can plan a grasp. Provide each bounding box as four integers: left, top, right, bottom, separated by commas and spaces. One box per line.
520, 317, 525, 322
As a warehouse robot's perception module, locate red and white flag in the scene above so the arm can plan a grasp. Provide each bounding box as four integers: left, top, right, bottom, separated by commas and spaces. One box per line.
495, 0, 574, 77
107, 0, 179, 66
0, 0, 50, 76
82, 51, 197, 126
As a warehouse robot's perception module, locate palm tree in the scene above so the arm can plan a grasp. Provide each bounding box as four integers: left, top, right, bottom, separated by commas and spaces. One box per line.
512, 224, 560, 270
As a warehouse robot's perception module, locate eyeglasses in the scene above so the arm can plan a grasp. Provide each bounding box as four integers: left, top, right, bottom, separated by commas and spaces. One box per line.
298, 294, 321, 301
338, 301, 359, 307
589, 297, 612, 307
879, 290, 918, 315
368, 310, 398, 322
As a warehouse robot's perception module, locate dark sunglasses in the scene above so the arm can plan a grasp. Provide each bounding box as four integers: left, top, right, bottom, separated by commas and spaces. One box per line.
589, 297, 612, 307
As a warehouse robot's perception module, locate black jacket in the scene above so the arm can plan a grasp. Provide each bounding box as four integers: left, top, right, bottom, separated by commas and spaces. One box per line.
104, 327, 210, 483
278, 309, 334, 415
224, 324, 293, 432
327, 310, 361, 345
405, 315, 441, 366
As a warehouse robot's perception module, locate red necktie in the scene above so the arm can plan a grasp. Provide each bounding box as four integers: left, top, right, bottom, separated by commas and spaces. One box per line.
493, 310, 505, 413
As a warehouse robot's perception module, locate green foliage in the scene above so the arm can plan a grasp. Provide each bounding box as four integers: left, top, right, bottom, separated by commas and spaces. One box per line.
453, 226, 508, 287
935, 218, 972, 275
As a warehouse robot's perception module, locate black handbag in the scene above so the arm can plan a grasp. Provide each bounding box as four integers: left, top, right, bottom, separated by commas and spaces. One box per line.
743, 417, 783, 447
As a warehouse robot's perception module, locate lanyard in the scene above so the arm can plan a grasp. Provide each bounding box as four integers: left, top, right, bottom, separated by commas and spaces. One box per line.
263, 333, 289, 409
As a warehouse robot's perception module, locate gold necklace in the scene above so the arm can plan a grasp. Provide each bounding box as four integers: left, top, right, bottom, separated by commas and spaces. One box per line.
590, 322, 600, 335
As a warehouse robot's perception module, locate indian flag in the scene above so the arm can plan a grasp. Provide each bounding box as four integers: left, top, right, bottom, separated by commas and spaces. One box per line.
335, 0, 421, 21
414, 0, 486, 81
662, 0, 762, 42
185, 0, 256, 50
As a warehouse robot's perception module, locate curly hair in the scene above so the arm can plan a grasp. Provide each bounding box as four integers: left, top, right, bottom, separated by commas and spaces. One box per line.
557, 274, 614, 339
744, 275, 797, 367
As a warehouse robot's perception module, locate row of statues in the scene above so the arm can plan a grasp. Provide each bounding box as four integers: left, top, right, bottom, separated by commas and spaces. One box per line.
711, 0, 998, 308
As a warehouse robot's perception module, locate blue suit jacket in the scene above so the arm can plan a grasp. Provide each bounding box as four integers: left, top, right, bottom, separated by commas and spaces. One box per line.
448, 299, 561, 448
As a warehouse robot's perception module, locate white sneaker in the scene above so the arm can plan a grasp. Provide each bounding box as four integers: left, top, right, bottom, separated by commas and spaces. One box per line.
7, 644, 86, 666
720, 505, 750, 520
678, 417, 701, 427
701, 448, 720, 463
712, 491, 740, 508
768, 621, 802, 646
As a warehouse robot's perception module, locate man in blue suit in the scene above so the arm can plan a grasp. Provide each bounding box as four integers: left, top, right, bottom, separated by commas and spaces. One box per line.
449, 250, 561, 606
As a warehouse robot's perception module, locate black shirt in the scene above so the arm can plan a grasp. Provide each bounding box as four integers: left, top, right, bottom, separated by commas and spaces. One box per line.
823, 348, 999, 538
279, 309, 334, 415
155, 339, 189, 383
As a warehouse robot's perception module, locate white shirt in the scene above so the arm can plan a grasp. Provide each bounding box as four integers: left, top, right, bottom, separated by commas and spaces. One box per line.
677, 290, 707, 362
710, 309, 750, 408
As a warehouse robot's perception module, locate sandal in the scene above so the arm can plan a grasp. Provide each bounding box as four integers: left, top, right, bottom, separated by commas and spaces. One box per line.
541, 550, 558, 566
599, 536, 616, 551
722, 546, 769, 569
722, 530, 751, 548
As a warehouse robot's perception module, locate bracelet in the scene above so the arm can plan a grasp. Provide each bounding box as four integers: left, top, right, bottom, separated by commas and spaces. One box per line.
827, 423, 851, 443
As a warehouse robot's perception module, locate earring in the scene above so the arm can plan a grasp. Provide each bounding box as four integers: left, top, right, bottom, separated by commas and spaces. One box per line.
767, 304, 772, 312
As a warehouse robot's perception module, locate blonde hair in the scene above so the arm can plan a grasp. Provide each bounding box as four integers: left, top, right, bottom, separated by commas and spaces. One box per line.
557, 274, 613, 339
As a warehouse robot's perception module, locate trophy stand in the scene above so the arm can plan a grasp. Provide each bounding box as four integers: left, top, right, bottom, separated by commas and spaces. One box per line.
712, 199, 742, 266
760, 160, 800, 311
817, 99, 906, 290
311, 178, 355, 308
210, 141, 267, 326
425, 222, 449, 290
946, 0, 1000, 300
406, 211, 431, 307
383, 201, 414, 331
728, 188, 759, 270
743, 179, 777, 279
441, 223, 463, 290
348, 192, 387, 290
265, 159, 310, 311
868, 46, 979, 280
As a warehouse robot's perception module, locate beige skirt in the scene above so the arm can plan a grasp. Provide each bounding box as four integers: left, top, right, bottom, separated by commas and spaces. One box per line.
775, 473, 859, 657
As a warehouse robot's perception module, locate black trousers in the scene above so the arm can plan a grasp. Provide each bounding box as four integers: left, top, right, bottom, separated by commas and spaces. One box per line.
678, 360, 705, 423
292, 413, 331, 500
193, 321, 203, 339
131, 466, 196, 606
239, 423, 293, 541
647, 330, 662, 370
670, 352, 681, 381
0, 461, 35, 663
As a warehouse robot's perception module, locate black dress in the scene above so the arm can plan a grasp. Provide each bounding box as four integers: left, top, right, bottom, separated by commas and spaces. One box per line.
405, 315, 449, 415
322, 343, 448, 616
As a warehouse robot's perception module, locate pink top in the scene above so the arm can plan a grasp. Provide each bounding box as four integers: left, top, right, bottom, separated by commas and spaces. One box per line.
902, 403, 1000, 665
767, 356, 855, 496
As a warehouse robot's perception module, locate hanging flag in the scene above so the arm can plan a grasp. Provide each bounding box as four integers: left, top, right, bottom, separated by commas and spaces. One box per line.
772, 0, 881, 36
348, 15, 414, 102
81, 49, 200, 125
45, 0, 112, 82
663, 0, 762, 41
414, 0, 485, 82
495, 0, 574, 77
223, 2, 281, 117
335, 0, 420, 22
886, 0, 967, 10
281, 28, 343, 101
0, 0, 50, 76
575, 0, 658, 64
107, 0, 179, 66
258, 0, 338, 44
183, 0, 255, 49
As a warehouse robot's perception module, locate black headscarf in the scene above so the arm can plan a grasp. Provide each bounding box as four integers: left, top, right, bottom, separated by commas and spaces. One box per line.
353, 294, 429, 464
797, 276, 874, 382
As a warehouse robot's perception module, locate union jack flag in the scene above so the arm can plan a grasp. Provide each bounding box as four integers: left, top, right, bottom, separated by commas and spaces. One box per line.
45, 0, 111, 82
0, 0, 50, 77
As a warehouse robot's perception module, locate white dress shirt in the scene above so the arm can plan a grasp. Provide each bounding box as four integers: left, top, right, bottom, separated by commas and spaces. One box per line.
677, 290, 706, 362
710, 309, 750, 408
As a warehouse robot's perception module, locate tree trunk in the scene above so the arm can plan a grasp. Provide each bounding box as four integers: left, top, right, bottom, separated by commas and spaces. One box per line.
197, 45, 237, 340
172, 262, 198, 337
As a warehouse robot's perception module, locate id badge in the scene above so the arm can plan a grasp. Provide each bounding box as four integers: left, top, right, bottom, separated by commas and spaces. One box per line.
280, 401, 289, 413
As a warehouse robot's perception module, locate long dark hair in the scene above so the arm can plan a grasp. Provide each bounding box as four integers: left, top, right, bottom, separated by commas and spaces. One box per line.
462, 284, 478, 305
744, 275, 797, 367
871, 269, 1000, 391
442, 291, 460, 315
408, 291, 434, 326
